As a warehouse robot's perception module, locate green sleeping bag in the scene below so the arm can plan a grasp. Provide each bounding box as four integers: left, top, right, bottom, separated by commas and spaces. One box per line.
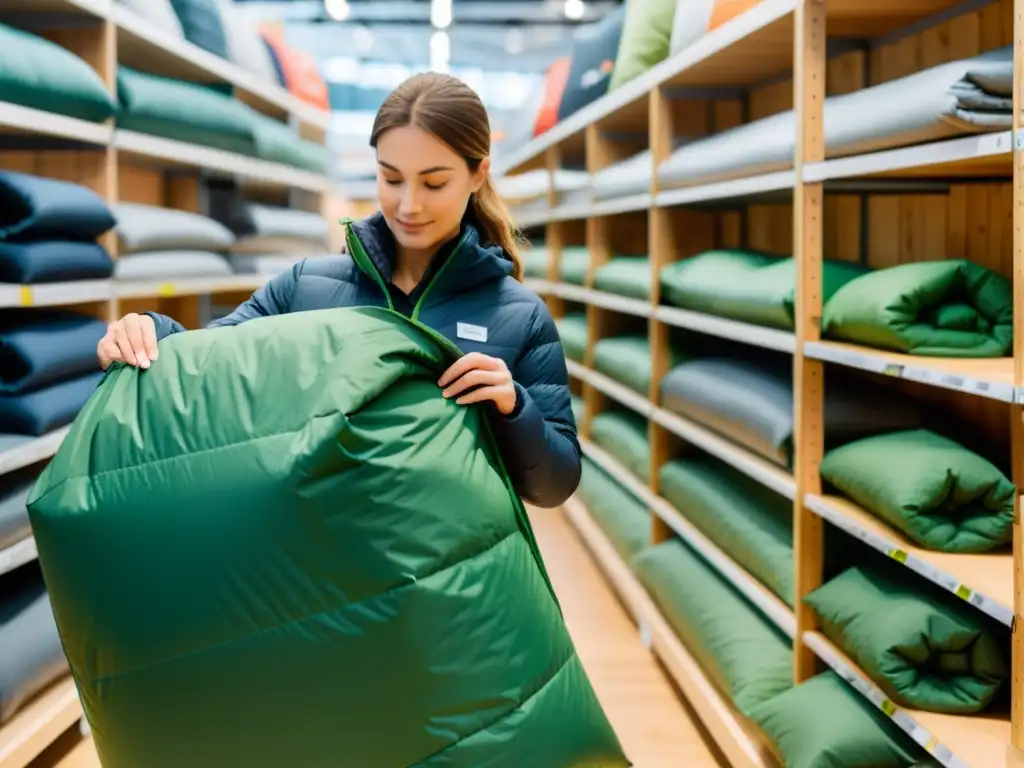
576, 458, 651, 564
659, 250, 868, 330
555, 313, 588, 363
26, 307, 627, 768
560, 246, 591, 285
593, 256, 652, 300
589, 409, 651, 481
660, 457, 794, 607
523, 247, 550, 279
592, 335, 686, 396
749, 672, 931, 768
632, 540, 793, 716
805, 560, 1009, 715
570, 393, 585, 425
821, 259, 1014, 357
819, 429, 1016, 553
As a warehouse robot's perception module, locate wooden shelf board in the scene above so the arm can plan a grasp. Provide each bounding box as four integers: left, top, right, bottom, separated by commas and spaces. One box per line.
805, 132, 1012, 183
826, 0, 982, 37
0, 0, 109, 16
804, 340, 1015, 402
552, 285, 651, 318
654, 305, 796, 353
0, 536, 37, 579
0, 282, 112, 309
115, 276, 267, 300
804, 631, 1009, 768
563, 496, 779, 768
0, 103, 110, 146
0, 428, 69, 477
113, 130, 330, 192
0, 678, 82, 768
806, 494, 1014, 626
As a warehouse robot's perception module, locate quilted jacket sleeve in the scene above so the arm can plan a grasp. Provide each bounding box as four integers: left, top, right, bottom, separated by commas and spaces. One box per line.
488, 300, 582, 508
148, 261, 304, 341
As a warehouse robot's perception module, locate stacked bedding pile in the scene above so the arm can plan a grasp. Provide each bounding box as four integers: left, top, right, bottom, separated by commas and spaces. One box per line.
658, 47, 1013, 188
0, 172, 111, 441
222, 203, 331, 275
0, 558, 70, 735
659, 249, 1014, 358
115, 67, 330, 174
594, 254, 651, 300
113, 203, 235, 282
522, 246, 550, 280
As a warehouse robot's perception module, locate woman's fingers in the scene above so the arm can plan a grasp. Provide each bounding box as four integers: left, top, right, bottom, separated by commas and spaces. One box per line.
99, 314, 159, 370
97, 335, 124, 370
437, 353, 500, 388
441, 368, 507, 398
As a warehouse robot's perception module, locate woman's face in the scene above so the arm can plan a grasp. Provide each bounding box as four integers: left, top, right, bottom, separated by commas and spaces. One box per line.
376, 124, 488, 255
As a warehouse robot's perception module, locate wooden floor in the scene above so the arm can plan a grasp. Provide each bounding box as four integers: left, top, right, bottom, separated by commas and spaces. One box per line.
32, 506, 724, 768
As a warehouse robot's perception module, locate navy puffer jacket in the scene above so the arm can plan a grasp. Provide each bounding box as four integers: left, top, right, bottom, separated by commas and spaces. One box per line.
148, 212, 581, 508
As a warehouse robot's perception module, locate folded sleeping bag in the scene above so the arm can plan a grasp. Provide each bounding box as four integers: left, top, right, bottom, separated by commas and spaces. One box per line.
594, 335, 686, 395
0, 563, 70, 726
570, 394, 585, 425
821, 259, 1013, 357
660, 456, 794, 606
658, 46, 1013, 187
0, 468, 35, 552
0, 242, 114, 284
594, 256, 651, 300
555, 313, 588, 363
659, 355, 924, 467
633, 539, 793, 716
749, 672, 932, 768
820, 429, 1015, 553
114, 203, 236, 254
805, 558, 1009, 714
522, 248, 550, 279
589, 409, 650, 482
576, 458, 651, 564
0, 171, 116, 243
0, 371, 103, 437
0, 310, 106, 395
560, 246, 591, 285
660, 250, 869, 330
591, 150, 653, 200
26, 306, 627, 768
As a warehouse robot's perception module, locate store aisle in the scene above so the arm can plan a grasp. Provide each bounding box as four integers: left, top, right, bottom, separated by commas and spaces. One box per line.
33, 507, 723, 768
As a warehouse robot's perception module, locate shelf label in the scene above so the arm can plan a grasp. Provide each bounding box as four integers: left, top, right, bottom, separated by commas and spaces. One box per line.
19, 286, 33, 306
954, 584, 973, 602
158, 283, 176, 297
888, 548, 908, 564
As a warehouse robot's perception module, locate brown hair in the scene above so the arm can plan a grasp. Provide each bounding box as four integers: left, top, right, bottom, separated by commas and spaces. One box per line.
370, 72, 525, 281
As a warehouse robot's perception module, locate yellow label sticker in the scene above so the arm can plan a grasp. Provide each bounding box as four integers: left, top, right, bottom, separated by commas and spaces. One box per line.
881, 699, 896, 717
882, 364, 901, 377
924, 736, 938, 751
158, 283, 176, 297
19, 286, 32, 306
955, 585, 972, 601
888, 549, 908, 564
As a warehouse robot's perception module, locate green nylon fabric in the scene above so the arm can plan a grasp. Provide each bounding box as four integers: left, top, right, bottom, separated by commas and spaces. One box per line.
821, 259, 1014, 357
593, 257, 652, 300
26, 306, 627, 768
523, 248, 550, 279
555, 313, 589, 363
0, 23, 115, 123
659, 250, 868, 330
632, 540, 793, 717
749, 672, 930, 768
570, 394, 585, 426
805, 561, 1009, 715
588, 410, 650, 482
576, 459, 650, 564
608, 0, 677, 90
820, 429, 1016, 553
659, 457, 794, 607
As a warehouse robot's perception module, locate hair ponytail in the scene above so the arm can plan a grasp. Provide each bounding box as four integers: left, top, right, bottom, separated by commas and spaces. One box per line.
468, 173, 525, 282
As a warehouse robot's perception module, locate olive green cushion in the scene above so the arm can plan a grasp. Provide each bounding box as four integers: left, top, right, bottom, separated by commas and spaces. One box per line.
555, 314, 588, 363
589, 410, 650, 481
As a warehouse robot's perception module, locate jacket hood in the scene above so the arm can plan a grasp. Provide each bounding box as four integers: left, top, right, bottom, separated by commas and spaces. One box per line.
349, 211, 513, 303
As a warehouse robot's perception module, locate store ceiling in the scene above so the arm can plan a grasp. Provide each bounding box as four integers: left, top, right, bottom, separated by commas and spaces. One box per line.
238, 0, 621, 72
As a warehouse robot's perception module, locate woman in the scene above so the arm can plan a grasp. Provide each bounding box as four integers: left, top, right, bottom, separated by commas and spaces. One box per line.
96, 72, 581, 509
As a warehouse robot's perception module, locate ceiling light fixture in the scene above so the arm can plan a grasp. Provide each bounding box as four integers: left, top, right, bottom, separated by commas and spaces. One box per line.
323, 0, 350, 22
431, 0, 452, 29
564, 0, 585, 21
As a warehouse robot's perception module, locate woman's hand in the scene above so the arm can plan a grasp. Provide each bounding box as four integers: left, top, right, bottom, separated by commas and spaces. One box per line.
438, 352, 517, 415
97, 313, 159, 370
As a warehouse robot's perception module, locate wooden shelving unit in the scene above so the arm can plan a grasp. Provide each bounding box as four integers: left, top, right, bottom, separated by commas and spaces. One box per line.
499, 0, 1024, 766
0, 2, 336, 765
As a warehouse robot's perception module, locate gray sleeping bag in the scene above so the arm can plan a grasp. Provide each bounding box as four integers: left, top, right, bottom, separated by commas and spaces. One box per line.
0, 471, 35, 552
658, 46, 1012, 187
659, 357, 925, 467
592, 150, 653, 200
0, 565, 69, 724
